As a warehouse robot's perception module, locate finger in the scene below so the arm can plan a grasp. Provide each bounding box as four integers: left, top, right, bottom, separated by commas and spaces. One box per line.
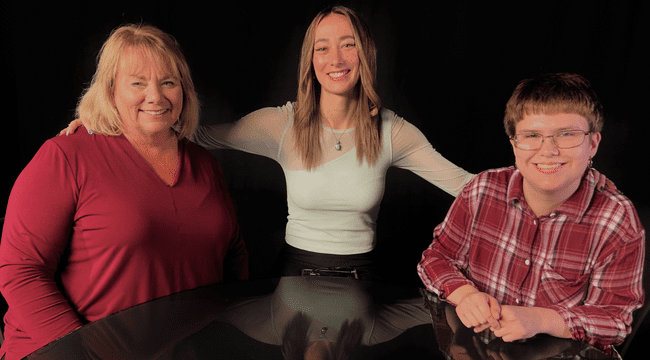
458, 312, 479, 328
489, 297, 501, 319
474, 322, 491, 333
486, 316, 500, 330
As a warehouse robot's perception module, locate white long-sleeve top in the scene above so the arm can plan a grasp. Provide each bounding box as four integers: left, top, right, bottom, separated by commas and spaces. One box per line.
193, 102, 474, 254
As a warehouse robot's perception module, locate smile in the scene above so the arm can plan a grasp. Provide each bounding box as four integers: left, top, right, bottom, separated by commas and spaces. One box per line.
328, 70, 350, 80
534, 163, 566, 174
141, 109, 169, 115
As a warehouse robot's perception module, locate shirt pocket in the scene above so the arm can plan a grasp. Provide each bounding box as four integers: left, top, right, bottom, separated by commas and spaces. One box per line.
537, 261, 589, 307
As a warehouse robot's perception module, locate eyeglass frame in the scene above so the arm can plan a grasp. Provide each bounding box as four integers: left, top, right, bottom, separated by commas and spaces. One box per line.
510, 130, 593, 151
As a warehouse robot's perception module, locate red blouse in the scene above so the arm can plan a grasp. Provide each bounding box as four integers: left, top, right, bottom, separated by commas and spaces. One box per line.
0, 130, 248, 359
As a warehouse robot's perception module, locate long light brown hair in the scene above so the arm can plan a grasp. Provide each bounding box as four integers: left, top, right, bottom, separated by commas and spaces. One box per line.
76, 24, 199, 139
294, 6, 382, 170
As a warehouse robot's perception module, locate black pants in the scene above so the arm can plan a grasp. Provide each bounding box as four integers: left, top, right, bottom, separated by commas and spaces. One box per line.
273, 244, 383, 282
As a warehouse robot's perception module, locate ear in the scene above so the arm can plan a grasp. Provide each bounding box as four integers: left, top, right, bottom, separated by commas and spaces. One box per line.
510, 138, 517, 154
589, 132, 602, 158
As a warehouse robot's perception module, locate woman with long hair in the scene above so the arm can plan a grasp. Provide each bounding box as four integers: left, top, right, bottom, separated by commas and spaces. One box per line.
65, 6, 474, 281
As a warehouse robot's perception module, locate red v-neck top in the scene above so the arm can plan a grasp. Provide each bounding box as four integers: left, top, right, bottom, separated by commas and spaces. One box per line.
0, 129, 248, 359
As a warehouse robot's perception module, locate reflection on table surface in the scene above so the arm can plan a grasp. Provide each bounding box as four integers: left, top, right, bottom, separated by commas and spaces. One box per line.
424, 291, 618, 360
25, 277, 617, 360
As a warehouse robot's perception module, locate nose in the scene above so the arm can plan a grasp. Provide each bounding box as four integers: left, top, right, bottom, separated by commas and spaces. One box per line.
145, 84, 163, 103
330, 48, 344, 66
539, 134, 560, 155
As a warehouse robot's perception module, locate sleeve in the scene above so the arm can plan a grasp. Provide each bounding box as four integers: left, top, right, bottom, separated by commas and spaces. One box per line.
416, 185, 477, 299
548, 217, 645, 350
0, 140, 84, 347
191, 104, 291, 162
389, 114, 475, 197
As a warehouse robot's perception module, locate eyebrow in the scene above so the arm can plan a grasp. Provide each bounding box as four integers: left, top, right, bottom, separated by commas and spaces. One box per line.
517, 127, 587, 133
126, 74, 178, 81
314, 35, 355, 44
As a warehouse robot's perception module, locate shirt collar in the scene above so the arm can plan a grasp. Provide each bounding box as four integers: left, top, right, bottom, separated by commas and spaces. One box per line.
506, 167, 602, 222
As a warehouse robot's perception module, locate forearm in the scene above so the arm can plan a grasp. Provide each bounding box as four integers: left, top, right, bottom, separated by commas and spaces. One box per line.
417, 245, 475, 299
0, 266, 83, 345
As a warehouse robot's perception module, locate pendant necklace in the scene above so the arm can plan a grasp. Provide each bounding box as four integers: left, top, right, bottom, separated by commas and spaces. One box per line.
325, 121, 345, 151
332, 130, 343, 151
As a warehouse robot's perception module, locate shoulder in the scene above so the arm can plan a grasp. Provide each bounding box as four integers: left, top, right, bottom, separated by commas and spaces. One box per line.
45, 127, 113, 158
464, 167, 515, 193
379, 107, 424, 139
378, 107, 402, 127
183, 137, 212, 156
456, 167, 515, 205
590, 176, 645, 236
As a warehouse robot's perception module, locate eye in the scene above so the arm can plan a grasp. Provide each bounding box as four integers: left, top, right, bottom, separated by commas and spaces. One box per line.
162, 80, 176, 86
523, 133, 542, 139
557, 131, 579, 138
343, 42, 356, 48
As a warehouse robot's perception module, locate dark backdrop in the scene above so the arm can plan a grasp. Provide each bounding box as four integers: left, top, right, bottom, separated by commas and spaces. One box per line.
3, 0, 649, 286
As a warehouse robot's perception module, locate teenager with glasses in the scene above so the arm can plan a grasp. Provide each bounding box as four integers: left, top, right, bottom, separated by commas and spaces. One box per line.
418, 73, 645, 357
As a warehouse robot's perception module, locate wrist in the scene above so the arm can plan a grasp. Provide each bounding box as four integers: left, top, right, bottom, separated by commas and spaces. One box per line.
537, 307, 571, 338
447, 285, 480, 306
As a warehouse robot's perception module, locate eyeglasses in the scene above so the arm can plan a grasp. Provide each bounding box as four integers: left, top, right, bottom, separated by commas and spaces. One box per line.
511, 130, 591, 150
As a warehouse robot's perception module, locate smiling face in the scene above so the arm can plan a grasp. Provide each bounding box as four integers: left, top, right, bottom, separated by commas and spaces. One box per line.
113, 48, 183, 138
512, 112, 601, 209
312, 14, 361, 100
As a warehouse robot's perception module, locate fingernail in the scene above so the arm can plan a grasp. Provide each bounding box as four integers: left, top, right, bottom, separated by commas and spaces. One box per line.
66, 129, 70, 136
88, 129, 94, 135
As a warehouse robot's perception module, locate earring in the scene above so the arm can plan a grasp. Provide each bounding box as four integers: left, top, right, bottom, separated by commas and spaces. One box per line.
588, 157, 593, 169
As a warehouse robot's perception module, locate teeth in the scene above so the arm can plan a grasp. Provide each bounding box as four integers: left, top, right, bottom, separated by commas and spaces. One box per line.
329, 71, 348, 78
143, 109, 168, 115
536, 163, 562, 169
535, 163, 564, 173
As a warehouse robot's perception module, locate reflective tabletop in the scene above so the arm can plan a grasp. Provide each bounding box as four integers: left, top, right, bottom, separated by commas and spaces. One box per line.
25, 277, 617, 359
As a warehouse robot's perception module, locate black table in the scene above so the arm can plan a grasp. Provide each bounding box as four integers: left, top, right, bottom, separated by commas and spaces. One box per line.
25, 277, 617, 359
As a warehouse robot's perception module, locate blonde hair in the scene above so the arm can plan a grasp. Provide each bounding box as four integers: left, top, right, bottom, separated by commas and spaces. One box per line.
75, 24, 199, 139
504, 73, 603, 138
294, 6, 382, 169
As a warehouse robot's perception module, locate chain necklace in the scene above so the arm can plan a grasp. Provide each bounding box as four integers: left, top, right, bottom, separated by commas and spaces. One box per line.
324, 119, 346, 151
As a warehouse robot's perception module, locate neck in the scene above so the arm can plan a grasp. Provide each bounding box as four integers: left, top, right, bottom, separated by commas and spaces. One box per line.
123, 128, 177, 153
319, 93, 358, 130
523, 182, 579, 217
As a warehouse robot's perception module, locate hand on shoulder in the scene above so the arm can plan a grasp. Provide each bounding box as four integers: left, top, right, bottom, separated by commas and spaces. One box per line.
59, 119, 92, 136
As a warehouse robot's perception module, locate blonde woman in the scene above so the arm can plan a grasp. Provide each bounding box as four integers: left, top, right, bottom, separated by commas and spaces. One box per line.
1, 24, 248, 360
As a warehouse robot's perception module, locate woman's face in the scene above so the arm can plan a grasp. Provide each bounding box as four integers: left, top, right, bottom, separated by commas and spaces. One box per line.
312, 14, 360, 100
113, 48, 183, 137
511, 112, 600, 205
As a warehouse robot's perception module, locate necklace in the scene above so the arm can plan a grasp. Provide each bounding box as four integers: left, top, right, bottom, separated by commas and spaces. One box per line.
324, 120, 345, 151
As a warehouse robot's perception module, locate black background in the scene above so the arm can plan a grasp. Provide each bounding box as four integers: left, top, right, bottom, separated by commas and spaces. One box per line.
3, 0, 649, 286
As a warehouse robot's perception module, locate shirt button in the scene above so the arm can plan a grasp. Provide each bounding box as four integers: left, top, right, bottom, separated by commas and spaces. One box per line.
533, 220, 538, 225
550, 212, 556, 217
515, 298, 520, 304
525, 259, 530, 266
